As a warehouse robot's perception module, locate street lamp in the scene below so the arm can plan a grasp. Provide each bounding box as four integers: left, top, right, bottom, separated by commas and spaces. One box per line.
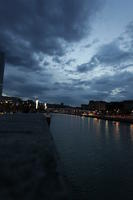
36, 98, 39, 110
44, 103, 47, 110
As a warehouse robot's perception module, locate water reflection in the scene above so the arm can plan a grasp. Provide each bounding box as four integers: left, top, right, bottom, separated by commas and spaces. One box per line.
113, 121, 120, 141
93, 118, 101, 136
51, 114, 133, 200
130, 124, 133, 141
105, 120, 109, 139
87, 117, 91, 124
105, 120, 108, 130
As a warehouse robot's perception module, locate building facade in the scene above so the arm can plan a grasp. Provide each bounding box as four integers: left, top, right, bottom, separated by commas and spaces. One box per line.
0, 52, 5, 96
122, 101, 133, 112
89, 101, 107, 111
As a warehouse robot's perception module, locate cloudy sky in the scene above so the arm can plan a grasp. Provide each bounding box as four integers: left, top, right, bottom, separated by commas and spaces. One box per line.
1, 0, 133, 105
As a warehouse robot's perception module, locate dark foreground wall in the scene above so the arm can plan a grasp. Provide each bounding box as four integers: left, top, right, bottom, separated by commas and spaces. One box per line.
0, 113, 68, 200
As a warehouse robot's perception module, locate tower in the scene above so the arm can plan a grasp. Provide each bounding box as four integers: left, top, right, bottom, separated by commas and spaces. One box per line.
0, 52, 5, 96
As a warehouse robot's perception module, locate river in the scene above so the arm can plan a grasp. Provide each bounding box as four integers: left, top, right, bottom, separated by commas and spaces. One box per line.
50, 113, 133, 200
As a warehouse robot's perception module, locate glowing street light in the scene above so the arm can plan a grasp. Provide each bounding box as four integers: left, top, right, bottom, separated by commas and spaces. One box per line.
44, 103, 47, 110
36, 98, 39, 110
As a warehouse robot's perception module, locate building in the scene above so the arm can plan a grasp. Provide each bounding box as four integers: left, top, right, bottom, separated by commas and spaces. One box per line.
107, 102, 123, 112
89, 101, 107, 111
0, 52, 5, 96
122, 101, 133, 112
106, 101, 133, 114
81, 104, 89, 110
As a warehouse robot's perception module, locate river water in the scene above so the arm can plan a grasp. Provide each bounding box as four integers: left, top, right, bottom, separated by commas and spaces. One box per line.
50, 114, 133, 200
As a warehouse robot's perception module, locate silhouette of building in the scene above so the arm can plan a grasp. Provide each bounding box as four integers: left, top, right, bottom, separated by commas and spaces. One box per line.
81, 104, 89, 110
89, 101, 107, 111
0, 52, 5, 96
122, 101, 133, 112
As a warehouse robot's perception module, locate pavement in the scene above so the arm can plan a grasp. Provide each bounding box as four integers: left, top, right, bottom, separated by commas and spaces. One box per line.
0, 113, 68, 200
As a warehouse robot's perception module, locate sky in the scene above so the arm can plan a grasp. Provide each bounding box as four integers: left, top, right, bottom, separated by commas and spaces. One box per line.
1, 0, 133, 105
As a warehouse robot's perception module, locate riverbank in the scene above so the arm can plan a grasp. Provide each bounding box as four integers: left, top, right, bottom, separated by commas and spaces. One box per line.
51, 111, 133, 124
87, 114, 133, 124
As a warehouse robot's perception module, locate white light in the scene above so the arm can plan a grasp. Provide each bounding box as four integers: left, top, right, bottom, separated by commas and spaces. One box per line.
36, 99, 39, 110
44, 103, 47, 110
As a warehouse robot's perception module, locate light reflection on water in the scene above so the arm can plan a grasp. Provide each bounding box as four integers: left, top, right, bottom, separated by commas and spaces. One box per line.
50, 114, 133, 200
113, 121, 120, 141
130, 124, 133, 141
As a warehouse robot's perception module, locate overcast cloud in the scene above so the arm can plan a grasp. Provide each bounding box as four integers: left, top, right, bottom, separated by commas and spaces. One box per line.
1, 0, 133, 105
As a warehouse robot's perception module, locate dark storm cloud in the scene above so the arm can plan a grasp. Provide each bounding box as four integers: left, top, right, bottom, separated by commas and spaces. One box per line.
4, 73, 51, 97
0, 0, 102, 70
72, 20, 133, 103
44, 81, 87, 104
77, 38, 133, 73
65, 59, 76, 66
68, 69, 133, 103
3, 67, 53, 98
76, 21, 133, 74
93, 72, 133, 91
91, 22, 133, 71
95, 41, 132, 66
52, 79, 107, 104
52, 57, 75, 66
77, 63, 90, 73
52, 56, 62, 64
0, 0, 105, 103
96, 44, 122, 65
84, 38, 99, 48
4, 70, 85, 103
125, 21, 133, 41
84, 71, 133, 101
43, 61, 50, 66
82, 92, 108, 101
77, 56, 98, 73
69, 78, 91, 87
121, 21, 133, 54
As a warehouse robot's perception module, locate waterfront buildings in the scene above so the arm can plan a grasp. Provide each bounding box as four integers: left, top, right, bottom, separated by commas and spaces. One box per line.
89, 101, 107, 111
87, 100, 133, 114
0, 52, 5, 96
81, 104, 89, 110
123, 101, 133, 112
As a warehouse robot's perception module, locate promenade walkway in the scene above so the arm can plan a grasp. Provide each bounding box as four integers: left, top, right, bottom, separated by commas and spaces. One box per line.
0, 113, 68, 200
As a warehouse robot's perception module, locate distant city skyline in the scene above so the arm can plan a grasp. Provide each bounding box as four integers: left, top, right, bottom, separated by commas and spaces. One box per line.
0, 0, 133, 105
